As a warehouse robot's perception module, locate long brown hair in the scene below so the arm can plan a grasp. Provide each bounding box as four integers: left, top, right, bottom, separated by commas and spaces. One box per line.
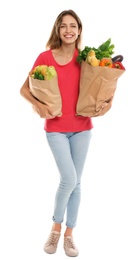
46, 10, 82, 50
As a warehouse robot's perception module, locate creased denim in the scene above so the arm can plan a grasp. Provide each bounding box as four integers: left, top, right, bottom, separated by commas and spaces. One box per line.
46, 130, 92, 228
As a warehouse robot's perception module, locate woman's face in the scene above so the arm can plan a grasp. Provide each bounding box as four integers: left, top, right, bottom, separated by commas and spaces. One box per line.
59, 15, 81, 46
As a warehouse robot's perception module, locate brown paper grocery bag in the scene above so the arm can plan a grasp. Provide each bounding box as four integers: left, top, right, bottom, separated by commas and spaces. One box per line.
76, 61, 125, 117
29, 73, 62, 117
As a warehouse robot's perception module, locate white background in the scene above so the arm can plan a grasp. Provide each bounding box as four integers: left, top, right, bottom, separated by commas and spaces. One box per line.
0, 1, 134, 260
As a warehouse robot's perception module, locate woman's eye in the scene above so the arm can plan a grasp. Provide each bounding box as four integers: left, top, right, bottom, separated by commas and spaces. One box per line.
60, 25, 77, 28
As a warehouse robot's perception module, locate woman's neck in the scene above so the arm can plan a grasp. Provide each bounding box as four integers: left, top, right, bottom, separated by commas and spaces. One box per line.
52, 46, 76, 65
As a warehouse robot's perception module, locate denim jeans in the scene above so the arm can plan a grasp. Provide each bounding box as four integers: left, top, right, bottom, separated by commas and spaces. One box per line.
46, 130, 92, 228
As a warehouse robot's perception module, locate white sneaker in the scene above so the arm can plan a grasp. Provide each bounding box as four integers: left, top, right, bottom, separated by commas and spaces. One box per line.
64, 236, 79, 257
43, 230, 61, 254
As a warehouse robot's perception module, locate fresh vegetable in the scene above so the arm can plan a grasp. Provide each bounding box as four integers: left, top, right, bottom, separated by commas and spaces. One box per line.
85, 49, 100, 66
99, 58, 113, 67
31, 65, 57, 80
112, 61, 125, 70
77, 38, 115, 63
112, 55, 123, 63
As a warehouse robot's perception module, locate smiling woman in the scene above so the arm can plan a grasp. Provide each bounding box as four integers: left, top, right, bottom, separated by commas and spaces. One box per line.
0, 1, 133, 260
20, 9, 93, 258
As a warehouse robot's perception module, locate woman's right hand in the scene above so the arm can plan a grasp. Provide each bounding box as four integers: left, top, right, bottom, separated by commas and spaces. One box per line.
34, 102, 55, 119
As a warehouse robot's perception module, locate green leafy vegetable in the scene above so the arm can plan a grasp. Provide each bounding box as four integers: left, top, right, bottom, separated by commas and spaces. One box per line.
77, 38, 115, 63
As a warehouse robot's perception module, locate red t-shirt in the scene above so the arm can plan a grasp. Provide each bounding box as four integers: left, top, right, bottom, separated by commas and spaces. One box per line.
32, 49, 93, 132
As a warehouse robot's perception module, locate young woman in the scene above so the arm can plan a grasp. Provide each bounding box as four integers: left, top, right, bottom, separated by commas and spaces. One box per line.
20, 9, 93, 257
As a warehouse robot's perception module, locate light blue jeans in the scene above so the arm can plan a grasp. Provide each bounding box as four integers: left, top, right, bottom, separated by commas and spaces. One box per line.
46, 130, 92, 228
